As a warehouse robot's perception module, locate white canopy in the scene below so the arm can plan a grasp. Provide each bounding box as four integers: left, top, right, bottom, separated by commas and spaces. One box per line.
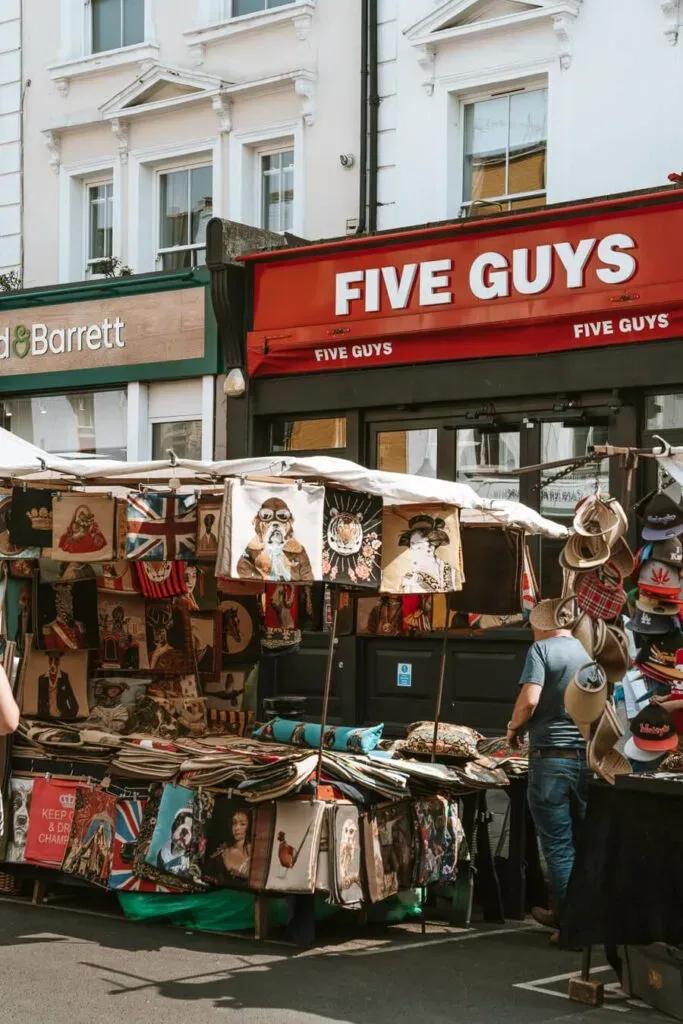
0, 429, 567, 539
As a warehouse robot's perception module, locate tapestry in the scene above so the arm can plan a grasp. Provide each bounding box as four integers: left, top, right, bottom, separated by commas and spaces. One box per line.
194, 567, 219, 611
89, 675, 150, 710
146, 674, 198, 699
51, 494, 115, 562
131, 786, 194, 892
220, 596, 260, 666
62, 787, 117, 886
248, 802, 275, 891
96, 561, 140, 594
330, 803, 363, 908
152, 696, 207, 737
9, 487, 55, 548
205, 705, 254, 737
203, 796, 254, 888
144, 782, 211, 886
5, 777, 34, 863
178, 564, 200, 611
316, 806, 331, 893
37, 580, 99, 651
204, 667, 250, 708
21, 643, 89, 721
145, 600, 193, 673
190, 611, 221, 680
0, 492, 39, 559
356, 595, 403, 636
39, 559, 102, 584
380, 505, 464, 594
134, 561, 188, 599
322, 488, 383, 588
109, 798, 175, 892
97, 592, 149, 670
449, 526, 524, 615
265, 799, 325, 893
5, 577, 32, 651
196, 497, 222, 561
363, 801, 415, 903
24, 778, 85, 867
228, 481, 324, 582
402, 594, 433, 635
414, 796, 451, 886
262, 583, 301, 651
126, 491, 198, 561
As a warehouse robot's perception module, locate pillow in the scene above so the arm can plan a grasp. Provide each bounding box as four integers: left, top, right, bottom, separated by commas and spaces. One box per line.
253, 717, 383, 754
403, 721, 482, 759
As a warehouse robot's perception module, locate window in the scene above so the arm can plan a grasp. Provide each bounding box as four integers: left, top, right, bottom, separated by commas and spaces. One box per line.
232, 0, 293, 16
152, 420, 202, 460
377, 429, 437, 478
261, 149, 294, 232
645, 393, 683, 430
462, 87, 547, 215
158, 165, 213, 270
0, 390, 128, 460
540, 422, 609, 517
456, 428, 520, 500
271, 417, 347, 453
91, 0, 144, 53
86, 181, 113, 276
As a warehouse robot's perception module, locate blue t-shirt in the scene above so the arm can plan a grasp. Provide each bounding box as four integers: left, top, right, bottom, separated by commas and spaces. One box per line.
518, 635, 588, 749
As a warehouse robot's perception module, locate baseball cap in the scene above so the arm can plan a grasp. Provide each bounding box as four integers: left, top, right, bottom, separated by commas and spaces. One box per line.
640, 492, 683, 542
636, 593, 681, 616
627, 606, 679, 635
638, 560, 681, 599
625, 704, 678, 757
652, 536, 683, 568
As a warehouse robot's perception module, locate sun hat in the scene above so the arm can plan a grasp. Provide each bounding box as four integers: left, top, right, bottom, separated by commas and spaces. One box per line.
595, 623, 631, 684
529, 596, 576, 631
640, 492, 683, 542
624, 704, 678, 757
560, 531, 611, 571
651, 536, 683, 568
636, 593, 680, 616
573, 495, 621, 539
564, 661, 608, 728
607, 537, 636, 580
572, 610, 596, 657
638, 559, 681, 599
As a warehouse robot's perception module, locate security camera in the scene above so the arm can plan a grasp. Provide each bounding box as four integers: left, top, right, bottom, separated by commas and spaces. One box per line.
339, 154, 355, 168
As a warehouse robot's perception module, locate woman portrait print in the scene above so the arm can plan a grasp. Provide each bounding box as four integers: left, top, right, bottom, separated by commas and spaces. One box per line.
211, 806, 252, 882
398, 515, 458, 593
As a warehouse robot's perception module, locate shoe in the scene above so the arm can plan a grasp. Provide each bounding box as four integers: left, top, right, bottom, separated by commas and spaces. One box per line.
531, 905, 559, 929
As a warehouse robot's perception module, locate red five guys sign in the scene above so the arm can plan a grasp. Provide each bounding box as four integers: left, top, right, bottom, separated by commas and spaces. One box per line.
244, 190, 683, 377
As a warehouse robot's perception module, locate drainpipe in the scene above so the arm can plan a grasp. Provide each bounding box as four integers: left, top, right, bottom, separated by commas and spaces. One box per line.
367, 0, 379, 233
357, 0, 369, 234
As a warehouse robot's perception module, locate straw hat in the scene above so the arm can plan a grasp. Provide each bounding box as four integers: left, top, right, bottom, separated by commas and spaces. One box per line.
595, 623, 631, 684
573, 495, 621, 539
560, 531, 611, 571
529, 596, 576, 631
572, 611, 596, 658
607, 537, 635, 579
564, 661, 608, 727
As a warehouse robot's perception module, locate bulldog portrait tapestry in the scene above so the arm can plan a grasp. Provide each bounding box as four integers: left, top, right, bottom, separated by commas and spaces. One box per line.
9, 487, 55, 548
21, 644, 89, 721
62, 787, 117, 887
97, 592, 149, 671
229, 481, 324, 583
37, 580, 99, 651
145, 601, 192, 674
0, 492, 39, 560
51, 494, 115, 562
380, 504, 464, 595
126, 492, 197, 561
322, 488, 383, 588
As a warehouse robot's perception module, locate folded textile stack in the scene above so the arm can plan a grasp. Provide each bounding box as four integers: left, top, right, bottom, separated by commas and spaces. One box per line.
477, 735, 529, 776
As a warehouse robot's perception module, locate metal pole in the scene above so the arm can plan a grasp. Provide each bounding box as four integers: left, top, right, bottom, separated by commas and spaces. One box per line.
316, 587, 340, 789
431, 624, 450, 763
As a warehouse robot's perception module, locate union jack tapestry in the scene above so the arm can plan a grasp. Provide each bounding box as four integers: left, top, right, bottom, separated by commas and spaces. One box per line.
108, 798, 174, 892
126, 492, 197, 561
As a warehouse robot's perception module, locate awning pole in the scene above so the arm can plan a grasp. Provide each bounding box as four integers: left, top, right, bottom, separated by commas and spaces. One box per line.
431, 623, 450, 764
316, 587, 340, 789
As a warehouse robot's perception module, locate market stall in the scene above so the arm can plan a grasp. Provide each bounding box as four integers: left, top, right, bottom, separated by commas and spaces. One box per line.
0, 428, 563, 940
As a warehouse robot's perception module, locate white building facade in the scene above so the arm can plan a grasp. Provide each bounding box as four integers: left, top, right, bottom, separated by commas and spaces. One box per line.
0, 0, 21, 278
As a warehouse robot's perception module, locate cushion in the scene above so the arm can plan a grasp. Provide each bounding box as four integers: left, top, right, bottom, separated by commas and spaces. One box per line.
403, 721, 482, 759
253, 717, 383, 754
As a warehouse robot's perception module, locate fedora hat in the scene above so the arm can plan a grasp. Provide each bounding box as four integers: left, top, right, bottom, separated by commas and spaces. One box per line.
638, 559, 681, 600
595, 623, 631, 683
529, 596, 576, 631
564, 661, 608, 727
560, 531, 611, 571
573, 495, 620, 539
636, 592, 680, 616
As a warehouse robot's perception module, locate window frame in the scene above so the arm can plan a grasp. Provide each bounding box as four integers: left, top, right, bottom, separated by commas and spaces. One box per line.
258, 144, 295, 233
155, 159, 214, 270
225, 0, 297, 18
454, 77, 548, 217
87, 0, 146, 56
228, 123, 303, 235
84, 176, 114, 277
149, 415, 204, 461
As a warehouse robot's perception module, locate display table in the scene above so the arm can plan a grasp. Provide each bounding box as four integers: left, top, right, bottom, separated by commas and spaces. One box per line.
562, 779, 683, 949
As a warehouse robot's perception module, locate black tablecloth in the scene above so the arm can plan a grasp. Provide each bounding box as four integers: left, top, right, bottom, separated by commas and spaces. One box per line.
562, 781, 683, 948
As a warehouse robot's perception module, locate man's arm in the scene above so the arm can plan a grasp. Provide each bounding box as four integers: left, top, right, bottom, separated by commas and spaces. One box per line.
506, 683, 541, 749
0, 665, 19, 736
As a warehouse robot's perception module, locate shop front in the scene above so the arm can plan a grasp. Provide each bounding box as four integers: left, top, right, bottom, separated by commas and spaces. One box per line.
226, 185, 683, 734
0, 269, 221, 463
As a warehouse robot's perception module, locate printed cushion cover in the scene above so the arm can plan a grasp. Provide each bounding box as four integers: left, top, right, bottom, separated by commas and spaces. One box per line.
403, 721, 482, 759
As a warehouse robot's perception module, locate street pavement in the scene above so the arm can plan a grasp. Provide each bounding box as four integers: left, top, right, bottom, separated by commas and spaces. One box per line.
0, 900, 669, 1024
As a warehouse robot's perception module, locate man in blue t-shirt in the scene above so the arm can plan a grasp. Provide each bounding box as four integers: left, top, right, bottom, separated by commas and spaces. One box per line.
506, 599, 591, 937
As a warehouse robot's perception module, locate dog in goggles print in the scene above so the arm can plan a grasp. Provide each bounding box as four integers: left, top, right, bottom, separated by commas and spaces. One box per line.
237, 497, 314, 582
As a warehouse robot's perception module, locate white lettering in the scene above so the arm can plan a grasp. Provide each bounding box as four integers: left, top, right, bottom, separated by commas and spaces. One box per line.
554, 239, 596, 288
335, 271, 364, 315
469, 252, 509, 300
381, 264, 418, 309
512, 245, 552, 295
49, 328, 65, 354
66, 326, 79, 353
31, 323, 48, 355
86, 324, 102, 350
383, 341, 392, 355
596, 233, 637, 284
418, 259, 453, 306
102, 317, 113, 348
0, 328, 9, 360
364, 268, 380, 312
314, 348, 324, 361
658, 313, 670, 328
112, 317, 125, 348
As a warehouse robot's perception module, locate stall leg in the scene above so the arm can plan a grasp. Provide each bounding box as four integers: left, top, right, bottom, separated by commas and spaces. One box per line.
473, 793, 505, 924
568, 946, 605, 1007
254, 893, 270, 941
31, 879, 47, 905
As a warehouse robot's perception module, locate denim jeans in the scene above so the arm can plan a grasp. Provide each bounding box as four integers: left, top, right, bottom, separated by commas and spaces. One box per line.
527, 750, 592, 906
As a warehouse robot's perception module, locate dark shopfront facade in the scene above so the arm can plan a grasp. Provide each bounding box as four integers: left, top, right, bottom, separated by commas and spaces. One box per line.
211, 186, 683, 736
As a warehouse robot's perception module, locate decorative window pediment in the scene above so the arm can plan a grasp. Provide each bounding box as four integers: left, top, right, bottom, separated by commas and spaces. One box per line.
100, 64, 229, 118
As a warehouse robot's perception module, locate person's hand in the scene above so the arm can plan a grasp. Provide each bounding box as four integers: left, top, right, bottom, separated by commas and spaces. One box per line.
507, 727, 521, 750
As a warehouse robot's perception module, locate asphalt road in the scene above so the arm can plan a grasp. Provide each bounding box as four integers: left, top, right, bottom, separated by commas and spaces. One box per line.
0, 901, 668, 1024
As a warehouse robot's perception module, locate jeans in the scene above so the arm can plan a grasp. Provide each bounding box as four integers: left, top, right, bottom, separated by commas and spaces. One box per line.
527, 750, 592, 907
